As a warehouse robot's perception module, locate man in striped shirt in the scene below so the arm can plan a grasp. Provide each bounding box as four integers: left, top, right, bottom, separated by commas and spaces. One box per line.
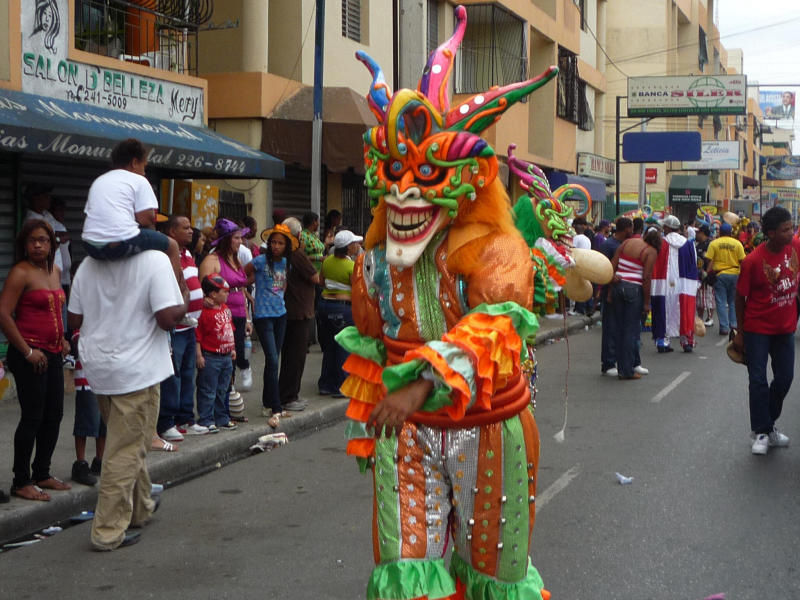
157, 216, 207, 440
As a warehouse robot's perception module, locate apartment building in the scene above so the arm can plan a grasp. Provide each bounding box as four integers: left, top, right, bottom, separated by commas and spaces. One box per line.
201, 0, 608, 230
0, 0, 283, 290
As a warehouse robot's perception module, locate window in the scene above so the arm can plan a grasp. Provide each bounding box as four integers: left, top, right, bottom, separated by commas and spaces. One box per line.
578, 81, 594, 131
454, 4, 527, 94
342, 0, 361, 42
574, 0, 586, 31
698, 27, 709, 72
557, 47, 579, 123
712, 115, 722, 140
427, 0, 439, 58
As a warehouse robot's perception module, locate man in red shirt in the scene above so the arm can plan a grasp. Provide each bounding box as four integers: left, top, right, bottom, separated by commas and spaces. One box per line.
733, 206, 800, 455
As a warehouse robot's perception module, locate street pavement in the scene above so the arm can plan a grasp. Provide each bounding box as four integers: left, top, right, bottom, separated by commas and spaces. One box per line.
2, 322, 799, 599
0, 311, 596, 545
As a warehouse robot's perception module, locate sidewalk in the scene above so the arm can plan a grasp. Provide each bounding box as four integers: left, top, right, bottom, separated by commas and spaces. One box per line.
0, 312, 598, 545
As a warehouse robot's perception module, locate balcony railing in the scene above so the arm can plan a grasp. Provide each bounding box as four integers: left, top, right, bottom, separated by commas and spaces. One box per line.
74, 0, 213, 76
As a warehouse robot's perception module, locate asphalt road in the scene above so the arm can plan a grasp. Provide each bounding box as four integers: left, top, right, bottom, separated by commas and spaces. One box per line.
1, 326, 799, 599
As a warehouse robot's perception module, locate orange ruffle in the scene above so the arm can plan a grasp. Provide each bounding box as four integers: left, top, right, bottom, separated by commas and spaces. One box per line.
345, 398, 377, 422
340, 375, 384, 407
346, 438, 375, 458
343, 354, 384, 384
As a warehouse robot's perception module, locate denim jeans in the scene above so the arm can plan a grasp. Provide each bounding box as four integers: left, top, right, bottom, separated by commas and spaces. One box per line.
611, 281, 643, 378
253, 315, 287, 413
600, 294, 617, 371
743, 331, 794, 434
196, 352, 234, 427
83, 228, 169, 260
158, 328, 197, 432
713, 273, 738, 332
317, 299, 353, 394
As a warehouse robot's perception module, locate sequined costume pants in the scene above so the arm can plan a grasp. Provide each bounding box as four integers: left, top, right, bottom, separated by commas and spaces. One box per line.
368, 408, 546, 600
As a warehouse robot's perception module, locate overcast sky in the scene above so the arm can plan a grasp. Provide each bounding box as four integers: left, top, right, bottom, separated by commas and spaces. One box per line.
717, 0, 800, 86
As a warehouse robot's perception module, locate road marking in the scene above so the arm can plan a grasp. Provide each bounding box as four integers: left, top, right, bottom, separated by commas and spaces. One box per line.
650, 370, 691, 403
715, 338, 728, 347
536, 465, 580, 514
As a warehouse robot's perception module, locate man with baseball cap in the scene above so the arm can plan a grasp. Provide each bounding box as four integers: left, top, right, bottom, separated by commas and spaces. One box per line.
650, 214, 699, 352
705, 221, 745, 335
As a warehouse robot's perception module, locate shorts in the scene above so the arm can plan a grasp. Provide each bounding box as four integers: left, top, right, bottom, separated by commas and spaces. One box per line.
73, 388, 107, 438
83, 228, 169, 261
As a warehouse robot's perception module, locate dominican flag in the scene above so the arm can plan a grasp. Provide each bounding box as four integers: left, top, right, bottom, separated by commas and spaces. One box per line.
651, 234, 699, 343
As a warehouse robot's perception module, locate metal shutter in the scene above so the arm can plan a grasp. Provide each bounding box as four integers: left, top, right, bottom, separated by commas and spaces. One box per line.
0, 155, 15, 354
272, 165, 327, 222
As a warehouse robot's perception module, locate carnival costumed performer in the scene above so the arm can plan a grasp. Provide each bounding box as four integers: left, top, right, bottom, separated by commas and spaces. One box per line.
336, 7, 557, 600
651, 215, 699, 352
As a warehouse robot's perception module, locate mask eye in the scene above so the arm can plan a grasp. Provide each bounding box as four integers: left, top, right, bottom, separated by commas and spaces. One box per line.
415, 163, 447, 186
419, 164, 433, 177
383, 159, 404, 181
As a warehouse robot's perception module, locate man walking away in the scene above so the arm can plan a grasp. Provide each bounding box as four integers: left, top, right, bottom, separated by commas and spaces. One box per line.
732, 206, 800, 455
599, 217, 632, 376
705, 222, 745, 336
68, 250, 187, 550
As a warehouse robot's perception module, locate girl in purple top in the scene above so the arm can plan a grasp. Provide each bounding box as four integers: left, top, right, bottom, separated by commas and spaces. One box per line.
199, 220, 253, 410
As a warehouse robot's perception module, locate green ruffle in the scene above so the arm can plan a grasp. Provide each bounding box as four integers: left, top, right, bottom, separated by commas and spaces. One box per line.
335, 326, 387, 365
470, 301, 540, 344
367, 559, 456, 600
382, 358, 427, 394
344, 420, 370, 441
450, 553, 545, 600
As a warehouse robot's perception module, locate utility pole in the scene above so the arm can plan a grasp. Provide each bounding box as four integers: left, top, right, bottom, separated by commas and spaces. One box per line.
311, 0, 325, 218
615, 96, 622, 216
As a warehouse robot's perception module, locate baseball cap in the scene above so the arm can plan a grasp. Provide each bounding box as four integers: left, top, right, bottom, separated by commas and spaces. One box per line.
333, 230, 364, 249
660, 215, 681, 230
203, 273, 230, 291
720, 223, 732, 234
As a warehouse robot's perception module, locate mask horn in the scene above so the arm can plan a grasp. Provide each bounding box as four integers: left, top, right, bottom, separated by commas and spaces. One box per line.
446, 66, 558, 134
356, 50, 392, 122
417, 5, 468, 114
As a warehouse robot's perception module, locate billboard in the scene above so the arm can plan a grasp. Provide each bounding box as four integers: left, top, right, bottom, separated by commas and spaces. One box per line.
627, 75, 747, 117
762, 156, 800, 181
622, 131, 701, 162
759, 89, 795, 122
680, 141, 741, 170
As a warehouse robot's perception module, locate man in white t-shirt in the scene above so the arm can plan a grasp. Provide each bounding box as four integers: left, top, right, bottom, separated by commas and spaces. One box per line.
82, 138, 186, 293
68, 250, 187, 551
569, 216, 592, 315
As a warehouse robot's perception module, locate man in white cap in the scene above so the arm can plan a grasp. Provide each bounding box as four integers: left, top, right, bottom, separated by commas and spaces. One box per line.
650, 215, 699, 353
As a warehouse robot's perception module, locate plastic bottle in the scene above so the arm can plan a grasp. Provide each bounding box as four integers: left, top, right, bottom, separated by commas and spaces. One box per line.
244, 334, 252, 360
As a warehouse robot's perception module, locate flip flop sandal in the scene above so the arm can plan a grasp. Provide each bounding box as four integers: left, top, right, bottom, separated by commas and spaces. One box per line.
267, 414, 281, 428
11, 485, 51, 501
36, 477, 72, 491
231, 415, 249, 423
152, 439, 178, 452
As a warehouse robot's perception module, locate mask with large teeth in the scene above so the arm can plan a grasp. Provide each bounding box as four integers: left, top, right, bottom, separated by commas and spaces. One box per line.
356, 6, 558, 267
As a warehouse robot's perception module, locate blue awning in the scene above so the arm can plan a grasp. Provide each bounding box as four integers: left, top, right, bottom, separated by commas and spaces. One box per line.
546, 172, 609, 207
0, 88, 283, 179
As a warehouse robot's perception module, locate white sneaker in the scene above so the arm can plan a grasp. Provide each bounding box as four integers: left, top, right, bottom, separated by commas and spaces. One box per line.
703, 318, 714, 327
602, 367, 618, 376
185, 424, 209, 435
239, 368, 253, 391
751, 433, 769, 455
769, 428, 790, 447
634, 365, 649, 375
161, 426, 184, 442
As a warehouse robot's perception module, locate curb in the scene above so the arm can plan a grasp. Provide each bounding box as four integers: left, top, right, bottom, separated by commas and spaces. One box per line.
0, 314, 599, 546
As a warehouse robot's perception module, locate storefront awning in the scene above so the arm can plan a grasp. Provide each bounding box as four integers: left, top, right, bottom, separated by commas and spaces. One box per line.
546, 172, 609, 209
669, 174, 710, 204
0, 88, 283, 179
262, 86, 377, 174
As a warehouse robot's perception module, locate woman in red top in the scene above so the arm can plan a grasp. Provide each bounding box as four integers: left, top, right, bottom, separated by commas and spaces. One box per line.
0, 219, 70, 501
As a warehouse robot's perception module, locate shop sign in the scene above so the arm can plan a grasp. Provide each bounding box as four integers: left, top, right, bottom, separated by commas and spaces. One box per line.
681, 141, 741, 170
20, 0, 203, 126
628, 75, 747, 117
576, 152, 615, 183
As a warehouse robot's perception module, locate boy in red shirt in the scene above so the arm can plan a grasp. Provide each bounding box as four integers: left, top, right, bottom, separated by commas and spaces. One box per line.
733, 206, 800, 455
195, 274, 238, 432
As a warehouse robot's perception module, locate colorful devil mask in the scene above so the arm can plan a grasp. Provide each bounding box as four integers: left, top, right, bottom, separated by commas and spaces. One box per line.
357, 5, 557, 266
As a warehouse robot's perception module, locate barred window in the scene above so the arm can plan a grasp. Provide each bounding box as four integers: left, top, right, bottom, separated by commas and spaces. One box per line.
698, 27, 709, 72
557, 47, 579, 123
342, 0, 361, 42
574, 0, 586, 31
427, 0, 439, 57
578, 80, 594, 131
454, 4, 527, 94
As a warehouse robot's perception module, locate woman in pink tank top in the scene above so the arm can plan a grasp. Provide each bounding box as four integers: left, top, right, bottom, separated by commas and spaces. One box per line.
0, 219, 70, 501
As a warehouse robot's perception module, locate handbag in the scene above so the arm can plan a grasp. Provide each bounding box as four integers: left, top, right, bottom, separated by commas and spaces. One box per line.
704, 269, 717, 287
